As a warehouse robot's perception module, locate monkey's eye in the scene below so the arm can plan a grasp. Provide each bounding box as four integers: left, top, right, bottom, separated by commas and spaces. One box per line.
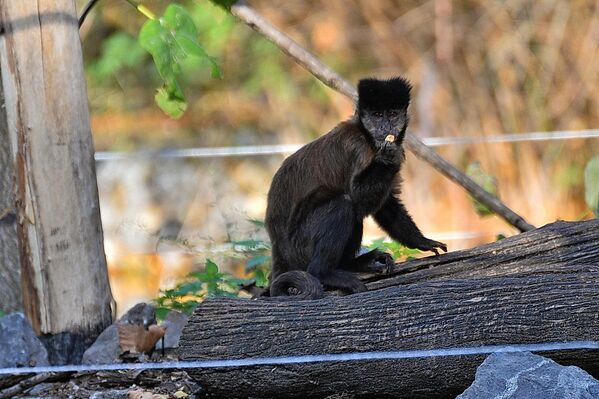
373, 112, 383, 118
388, 111, 398, 117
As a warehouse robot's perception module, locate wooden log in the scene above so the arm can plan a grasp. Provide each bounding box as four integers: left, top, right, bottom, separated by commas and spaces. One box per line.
0, 0, 113, 363
179, 220, 599, 398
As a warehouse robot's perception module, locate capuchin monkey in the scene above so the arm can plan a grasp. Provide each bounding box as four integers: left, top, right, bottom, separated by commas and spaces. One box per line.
264, 77, 447, 299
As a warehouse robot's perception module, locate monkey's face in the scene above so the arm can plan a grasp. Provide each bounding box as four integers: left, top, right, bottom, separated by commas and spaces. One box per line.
360, 108, 408, 147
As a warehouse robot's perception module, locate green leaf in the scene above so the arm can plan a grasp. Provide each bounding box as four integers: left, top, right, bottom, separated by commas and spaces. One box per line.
367, 239, 420, 259
466, 162, 498, 217
205, 259, 219, 278
155, 307, 170, 321
584, 156, 599, 216
222, 275, 254, 286
176, 300, 200, 315
171, 281, 202, 296
209, 0, 238, 11
91, 32, 146, 82
246, 255, 271, 270
188, 271, 209, 282
254, 268, 269, 288
248, 218, 266, 228
138, 4, 221, 118
155, 86, 187, 118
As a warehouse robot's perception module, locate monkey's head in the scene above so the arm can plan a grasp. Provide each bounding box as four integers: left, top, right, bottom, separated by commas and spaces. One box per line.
357, 77, 411, 147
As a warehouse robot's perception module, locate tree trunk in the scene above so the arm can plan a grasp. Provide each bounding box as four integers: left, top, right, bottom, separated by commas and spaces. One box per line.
179, 220, 599, 398
0, 0, 113, 364
0, 54, 22, 314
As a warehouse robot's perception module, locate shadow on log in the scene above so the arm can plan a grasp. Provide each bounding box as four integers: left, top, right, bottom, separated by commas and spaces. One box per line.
179, 220, 599, 398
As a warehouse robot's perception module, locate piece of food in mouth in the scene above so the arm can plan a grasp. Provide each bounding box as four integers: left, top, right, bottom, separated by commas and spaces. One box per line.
385, 134, 395, 142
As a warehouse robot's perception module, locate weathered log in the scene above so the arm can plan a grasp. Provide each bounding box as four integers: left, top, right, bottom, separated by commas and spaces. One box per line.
179, 220, 599, 398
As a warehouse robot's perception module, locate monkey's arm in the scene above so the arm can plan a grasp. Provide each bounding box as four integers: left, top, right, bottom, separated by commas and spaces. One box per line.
350, 164, 397, 217
374, 196, 447, 254
350, 145, 400, 217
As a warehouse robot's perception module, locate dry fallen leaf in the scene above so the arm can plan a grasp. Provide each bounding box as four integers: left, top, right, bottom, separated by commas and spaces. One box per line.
118, 324, 166, 354
173, 390, 189, 398
127, 390, 154, 399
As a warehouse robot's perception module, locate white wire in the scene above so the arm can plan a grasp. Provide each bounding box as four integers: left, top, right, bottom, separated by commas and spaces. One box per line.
94, 129, 599, 161
0, 340, 597, 376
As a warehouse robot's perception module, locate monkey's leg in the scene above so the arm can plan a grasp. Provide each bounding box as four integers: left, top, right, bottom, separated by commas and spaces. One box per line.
302, 195, 367, 294
374, 196, 447, 254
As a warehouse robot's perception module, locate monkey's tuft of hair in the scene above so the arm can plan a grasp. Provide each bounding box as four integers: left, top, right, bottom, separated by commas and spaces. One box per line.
357, 77, 412, 111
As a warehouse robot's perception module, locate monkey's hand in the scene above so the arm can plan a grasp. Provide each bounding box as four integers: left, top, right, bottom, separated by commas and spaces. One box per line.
375, 142, 402, 167
415, 238, 448, 255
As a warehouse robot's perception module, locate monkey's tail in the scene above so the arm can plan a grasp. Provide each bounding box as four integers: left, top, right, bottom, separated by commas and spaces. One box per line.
269, 271, 325, 300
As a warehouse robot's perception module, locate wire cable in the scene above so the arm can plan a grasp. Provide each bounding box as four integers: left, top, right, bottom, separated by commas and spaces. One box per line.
1, 340, 597, 376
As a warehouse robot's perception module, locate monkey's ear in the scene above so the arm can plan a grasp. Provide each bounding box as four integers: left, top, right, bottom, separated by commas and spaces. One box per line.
357, 77, 411, 111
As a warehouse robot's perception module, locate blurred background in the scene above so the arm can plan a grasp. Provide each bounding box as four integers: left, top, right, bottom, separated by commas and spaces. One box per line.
77, 0, 598, 314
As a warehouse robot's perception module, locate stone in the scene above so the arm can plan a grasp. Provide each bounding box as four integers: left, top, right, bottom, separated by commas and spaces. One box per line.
82, 303, 157, 364
121, 303, 156, 328
0, 312, 49, 367
457, 351, 599, 399
81, 324, 120, 365
156, 311, 188, 350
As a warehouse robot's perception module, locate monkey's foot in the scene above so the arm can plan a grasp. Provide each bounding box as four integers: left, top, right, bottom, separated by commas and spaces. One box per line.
367, 250, 395, 274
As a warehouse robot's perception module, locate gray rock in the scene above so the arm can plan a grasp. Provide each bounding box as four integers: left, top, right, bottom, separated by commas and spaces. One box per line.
89, 389, 130, 399
82, 303, 157, 364
458, 352, 599, 399
81, 324, 120, 365
156, 310, 188, 350
121, 303, 156, 328
0, 312, 49, 367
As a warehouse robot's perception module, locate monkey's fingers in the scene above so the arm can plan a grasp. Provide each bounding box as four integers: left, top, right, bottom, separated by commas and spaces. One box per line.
418, 239, 448, 255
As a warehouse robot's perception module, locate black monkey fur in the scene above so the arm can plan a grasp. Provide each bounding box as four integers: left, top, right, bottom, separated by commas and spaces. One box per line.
265, 77, 447, 299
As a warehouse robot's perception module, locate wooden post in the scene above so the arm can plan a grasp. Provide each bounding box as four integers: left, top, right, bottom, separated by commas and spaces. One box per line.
0, 60, 22, 314
0, 0, 113, 364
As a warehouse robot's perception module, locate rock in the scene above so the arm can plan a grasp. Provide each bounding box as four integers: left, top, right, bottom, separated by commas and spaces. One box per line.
457, 352, 599, 399
121, 303, 156, 328
89, 389, 131, 399
82, 303, 157, 364
0, 312, 49, 367
82, 324, 120, 365
156, 311, 188, 350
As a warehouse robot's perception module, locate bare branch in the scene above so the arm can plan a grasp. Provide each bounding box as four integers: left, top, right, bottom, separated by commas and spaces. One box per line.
228, 1, 534, 232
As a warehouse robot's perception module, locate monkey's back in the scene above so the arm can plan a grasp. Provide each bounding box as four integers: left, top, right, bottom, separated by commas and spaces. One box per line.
265, 119, 373, 239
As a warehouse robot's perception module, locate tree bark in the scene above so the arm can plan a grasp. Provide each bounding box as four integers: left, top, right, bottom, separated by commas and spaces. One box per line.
0, 0, 113, 364
179, 220, 599, 398
0, 51, 22, 314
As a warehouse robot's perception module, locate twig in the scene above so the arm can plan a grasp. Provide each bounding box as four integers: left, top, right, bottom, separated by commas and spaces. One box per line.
228, 0, 534, 232
0, 372, 71, 399
79, 0, 156, 28
78, 0, 100, 28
